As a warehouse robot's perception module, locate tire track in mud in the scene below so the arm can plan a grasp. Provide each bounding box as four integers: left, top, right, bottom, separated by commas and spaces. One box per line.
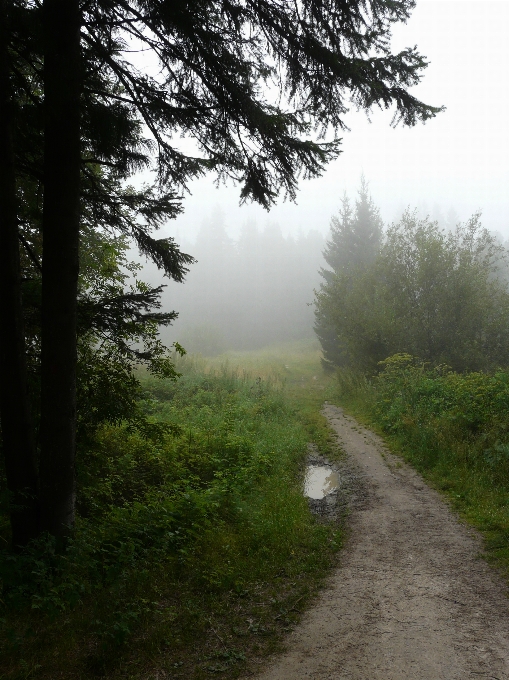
248, 404, 509, 680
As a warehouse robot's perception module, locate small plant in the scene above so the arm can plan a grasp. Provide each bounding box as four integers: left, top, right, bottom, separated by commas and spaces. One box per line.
206, 649, 246, 673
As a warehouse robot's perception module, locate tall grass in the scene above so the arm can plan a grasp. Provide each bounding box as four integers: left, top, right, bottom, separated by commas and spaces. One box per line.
0, 347, 341, 679
333, 353, 509, 576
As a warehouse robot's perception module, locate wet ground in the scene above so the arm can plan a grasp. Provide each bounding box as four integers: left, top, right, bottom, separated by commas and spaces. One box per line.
246, 404, 509, 679
304, 464, 340, 500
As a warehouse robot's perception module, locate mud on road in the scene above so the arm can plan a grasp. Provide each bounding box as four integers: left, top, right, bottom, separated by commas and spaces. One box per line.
249, 404, 509, 680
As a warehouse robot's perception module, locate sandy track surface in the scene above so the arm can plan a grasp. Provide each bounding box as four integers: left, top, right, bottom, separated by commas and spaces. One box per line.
250, 404, 509, 680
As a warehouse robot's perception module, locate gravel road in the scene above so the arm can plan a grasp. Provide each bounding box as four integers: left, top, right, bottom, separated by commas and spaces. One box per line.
250, 404, 509, 680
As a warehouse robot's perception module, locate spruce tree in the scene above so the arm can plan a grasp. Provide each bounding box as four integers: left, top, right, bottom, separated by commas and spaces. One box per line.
2, 0, 441, 544
0, 0, 39, 546
315, 177, 383, 369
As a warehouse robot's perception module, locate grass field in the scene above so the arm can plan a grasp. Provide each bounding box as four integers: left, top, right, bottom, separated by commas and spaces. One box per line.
195, 340, 339, 459
0, 340, 343, 680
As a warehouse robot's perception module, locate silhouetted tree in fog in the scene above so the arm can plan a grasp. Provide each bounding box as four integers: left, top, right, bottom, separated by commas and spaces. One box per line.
315, 177, 383, 369
317, 210, 509, 372
1, 0, 441, 545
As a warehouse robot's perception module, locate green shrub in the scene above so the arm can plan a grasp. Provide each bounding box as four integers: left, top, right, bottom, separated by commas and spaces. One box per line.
0, 367, 320, 617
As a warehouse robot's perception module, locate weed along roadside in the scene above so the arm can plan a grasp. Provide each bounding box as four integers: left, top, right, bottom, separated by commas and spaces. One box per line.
244, 352, 509, 679
0, 341, 345, 680
332, 354, 509, 581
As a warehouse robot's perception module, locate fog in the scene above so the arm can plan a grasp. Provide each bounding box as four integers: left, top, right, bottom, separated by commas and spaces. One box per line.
136, 0, 509, 353
142, 209, 325, 352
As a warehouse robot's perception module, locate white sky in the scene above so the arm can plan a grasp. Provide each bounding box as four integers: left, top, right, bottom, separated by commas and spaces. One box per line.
145, 0, 509, 242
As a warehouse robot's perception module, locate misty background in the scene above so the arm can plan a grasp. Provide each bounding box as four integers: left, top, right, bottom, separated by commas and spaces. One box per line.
136, 0, 509, 355
143, 209, 325, 353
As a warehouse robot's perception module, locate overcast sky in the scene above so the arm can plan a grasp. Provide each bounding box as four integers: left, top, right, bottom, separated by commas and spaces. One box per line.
144, 0, 509, 242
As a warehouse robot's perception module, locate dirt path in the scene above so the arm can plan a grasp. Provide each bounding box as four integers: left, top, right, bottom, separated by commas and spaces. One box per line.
251, 404, 509, 680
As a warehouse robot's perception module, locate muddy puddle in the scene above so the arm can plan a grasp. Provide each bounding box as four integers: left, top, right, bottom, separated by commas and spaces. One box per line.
304, 465, 340, 500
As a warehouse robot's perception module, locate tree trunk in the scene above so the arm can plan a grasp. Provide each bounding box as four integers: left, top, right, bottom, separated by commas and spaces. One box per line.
39, 0, 81, 539
0, 0, 39, 548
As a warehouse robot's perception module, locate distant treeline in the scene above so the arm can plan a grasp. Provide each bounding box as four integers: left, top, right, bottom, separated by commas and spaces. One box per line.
156, 210, 325, 354
315, 179, 509, 373
151, 182, 509, 368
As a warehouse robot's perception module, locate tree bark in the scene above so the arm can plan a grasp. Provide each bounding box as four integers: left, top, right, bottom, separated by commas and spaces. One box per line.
0, 0, 39, 548
39, 0, 81, 538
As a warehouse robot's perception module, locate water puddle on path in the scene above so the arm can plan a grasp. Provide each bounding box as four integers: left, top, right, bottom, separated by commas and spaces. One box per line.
304, 465, 340, 499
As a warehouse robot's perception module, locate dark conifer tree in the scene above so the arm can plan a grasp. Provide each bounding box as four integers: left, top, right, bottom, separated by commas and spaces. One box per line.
2, 0, 441, 544
0, 0, 39, 546
315, 177, 383, 369
39, 0, 82, 539
1, 0, 195, 543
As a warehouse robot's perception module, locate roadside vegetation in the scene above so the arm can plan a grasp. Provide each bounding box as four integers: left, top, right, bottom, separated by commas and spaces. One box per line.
0, 342, 341, 680
315, 194, 509, 374
332, 355, 509, 578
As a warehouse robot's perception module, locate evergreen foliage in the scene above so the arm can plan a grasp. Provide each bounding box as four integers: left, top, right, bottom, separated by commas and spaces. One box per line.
314, 177, 383, 369
318, 211, 509, 372
1, 0, 440, 544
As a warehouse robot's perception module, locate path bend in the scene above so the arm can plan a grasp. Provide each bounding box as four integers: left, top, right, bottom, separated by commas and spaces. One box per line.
250, 404, 509, 680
